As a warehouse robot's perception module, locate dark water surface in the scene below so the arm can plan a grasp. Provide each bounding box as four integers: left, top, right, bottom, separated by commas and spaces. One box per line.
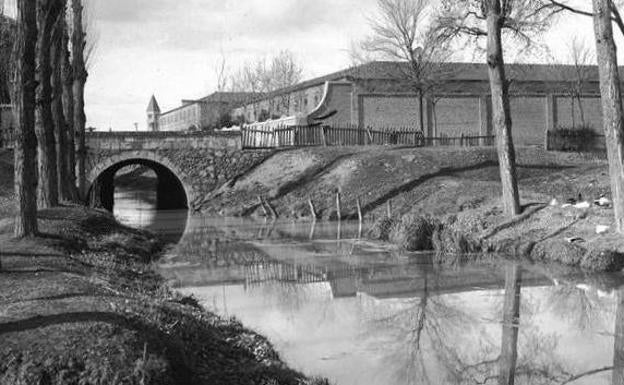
115, 187, 624, 385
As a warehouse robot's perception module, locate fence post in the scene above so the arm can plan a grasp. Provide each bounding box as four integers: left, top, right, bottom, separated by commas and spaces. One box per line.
322, 125, 328, 146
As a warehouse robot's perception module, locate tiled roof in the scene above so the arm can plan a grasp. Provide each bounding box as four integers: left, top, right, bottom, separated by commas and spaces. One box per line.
146, 95, 160, 113
198, 92, 263, 104
243, 61, 615, 104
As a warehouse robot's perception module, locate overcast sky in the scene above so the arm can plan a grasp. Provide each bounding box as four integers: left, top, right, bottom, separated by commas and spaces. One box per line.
86, 0, 620, 131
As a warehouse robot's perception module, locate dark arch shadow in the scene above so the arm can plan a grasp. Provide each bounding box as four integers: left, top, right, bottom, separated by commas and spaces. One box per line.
88, 158, 189, 212
88, 159, 190, 244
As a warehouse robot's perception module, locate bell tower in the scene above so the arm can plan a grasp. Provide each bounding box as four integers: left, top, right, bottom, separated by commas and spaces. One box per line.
146, 95, 161, 131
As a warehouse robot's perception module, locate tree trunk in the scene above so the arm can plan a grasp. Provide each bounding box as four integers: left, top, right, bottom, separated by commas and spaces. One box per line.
61, 26, 77, 199
35, 0, 62, 208
51, 15, 70, 202
498, 263, 521, 385
614, 288, 624, 385
592, 0, 624, 233
486, 0, 521, 217
418, 89, 425, 133
13, 0, 39, 237
72, 0, 87, 200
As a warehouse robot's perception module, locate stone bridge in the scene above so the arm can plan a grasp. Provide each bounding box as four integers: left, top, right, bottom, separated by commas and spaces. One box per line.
86, 131, 271, 211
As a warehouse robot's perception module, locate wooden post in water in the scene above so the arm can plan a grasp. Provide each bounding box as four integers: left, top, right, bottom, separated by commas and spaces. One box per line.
308, 198, 317, 220
356, 197, 363, 239
257, 196, 269, 217
263, 197, 278, 219
336, 190, 342, 221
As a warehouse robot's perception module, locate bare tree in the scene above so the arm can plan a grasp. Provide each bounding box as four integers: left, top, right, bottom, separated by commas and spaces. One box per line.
214, 49, 228, 92
592, 0, 624, 233
353, 0, 453, 133
540, 0, 624, 234
71, 0, 86, 199
229, 50, 303, 118
61, 21, 75, 197
548, 36, 595, 128
13, 0, 39, 237
566, 37, 594, 127
35, 0, 64, 208
51, 8, 73, 201
434, 0, 554, 217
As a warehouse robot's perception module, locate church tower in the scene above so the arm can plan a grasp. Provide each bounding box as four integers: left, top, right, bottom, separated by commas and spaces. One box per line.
147, 95, 161, 131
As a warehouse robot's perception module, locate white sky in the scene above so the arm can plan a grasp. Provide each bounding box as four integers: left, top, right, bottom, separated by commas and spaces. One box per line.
86, 0, 624, 131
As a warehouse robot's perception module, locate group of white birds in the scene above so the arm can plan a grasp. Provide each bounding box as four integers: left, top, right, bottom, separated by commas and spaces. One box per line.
549, 193, 613, 237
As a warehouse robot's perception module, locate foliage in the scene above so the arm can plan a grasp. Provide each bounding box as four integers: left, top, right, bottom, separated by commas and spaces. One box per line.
548, 125, 600, 152
257, 109, 271, 123
215, 111, 234, 129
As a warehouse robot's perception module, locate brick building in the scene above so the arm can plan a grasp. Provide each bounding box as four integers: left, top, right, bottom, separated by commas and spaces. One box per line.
231, 61, 611, 146
148, 92, 259, 132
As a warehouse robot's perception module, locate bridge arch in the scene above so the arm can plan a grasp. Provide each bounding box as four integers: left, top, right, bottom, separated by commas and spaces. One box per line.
86, 151, 196, 212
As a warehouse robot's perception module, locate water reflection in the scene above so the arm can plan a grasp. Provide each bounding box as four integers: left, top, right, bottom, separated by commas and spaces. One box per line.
113, 186, 188, 244
154, 217, 624, 385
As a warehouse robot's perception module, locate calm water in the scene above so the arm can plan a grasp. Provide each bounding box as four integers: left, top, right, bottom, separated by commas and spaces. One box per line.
115, 186, 624, 385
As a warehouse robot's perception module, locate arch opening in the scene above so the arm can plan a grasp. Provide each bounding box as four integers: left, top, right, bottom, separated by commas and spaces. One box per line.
88, 158, 189, 212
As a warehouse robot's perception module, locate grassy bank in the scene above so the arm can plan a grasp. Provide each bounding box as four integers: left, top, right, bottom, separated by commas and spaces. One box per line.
0, 208, 327, 384
202, 146, 623, 271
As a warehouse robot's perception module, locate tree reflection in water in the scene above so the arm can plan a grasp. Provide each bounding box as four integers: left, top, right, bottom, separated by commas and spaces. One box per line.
364, 262, 624, 385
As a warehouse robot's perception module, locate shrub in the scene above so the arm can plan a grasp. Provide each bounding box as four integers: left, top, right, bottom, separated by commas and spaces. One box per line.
548, 125, 601, 152
389, 215, 437, 251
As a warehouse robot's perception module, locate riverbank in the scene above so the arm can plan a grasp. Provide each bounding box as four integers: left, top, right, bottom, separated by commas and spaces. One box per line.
0, 160, 327, 385
201, 146, 624, 271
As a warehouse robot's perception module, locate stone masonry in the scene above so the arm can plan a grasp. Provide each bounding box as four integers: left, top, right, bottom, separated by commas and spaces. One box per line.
86, 131, 273, 210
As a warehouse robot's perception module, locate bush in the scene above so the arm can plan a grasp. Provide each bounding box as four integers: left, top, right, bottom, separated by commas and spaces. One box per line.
548, 125, 601, 152
389, 215, 437, 251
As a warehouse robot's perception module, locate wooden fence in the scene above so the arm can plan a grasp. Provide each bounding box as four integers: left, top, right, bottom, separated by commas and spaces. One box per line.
242, 124, 494, 149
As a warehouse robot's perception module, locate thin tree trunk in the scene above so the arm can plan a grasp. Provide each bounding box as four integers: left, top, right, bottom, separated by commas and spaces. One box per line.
486, 0, 521, 217
35, 0, 62, 208
592, 0, 624, 233
72, 0, 87, 199
61, 25, 76, 199
614, 288, 624, 385
418, 89, 424, 133
498, 263, 521, 385
14, 0, 39, 237
51, 13, 70, 202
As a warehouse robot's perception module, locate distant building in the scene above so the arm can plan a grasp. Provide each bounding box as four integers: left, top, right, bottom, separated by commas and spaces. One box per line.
232, 61, 614, 146
147, 92, 260, 132
146, 95, 160, 132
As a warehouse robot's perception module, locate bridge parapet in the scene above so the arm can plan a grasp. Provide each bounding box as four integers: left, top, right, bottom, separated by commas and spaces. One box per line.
86, 131, 242, 151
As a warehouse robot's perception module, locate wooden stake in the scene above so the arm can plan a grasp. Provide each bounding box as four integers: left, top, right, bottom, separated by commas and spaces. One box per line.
336, 190, 342, 221
263, 196, 278, 218
257, 196, 268, 217
356, 197, 363, 239
308, 198, 317, 220
386, 200, 392, 218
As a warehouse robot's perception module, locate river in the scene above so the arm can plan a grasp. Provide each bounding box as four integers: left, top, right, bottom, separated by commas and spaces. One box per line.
114, 185, 624, 385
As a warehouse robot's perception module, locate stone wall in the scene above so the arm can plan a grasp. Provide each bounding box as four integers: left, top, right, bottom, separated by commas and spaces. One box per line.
86, 131, 242, 151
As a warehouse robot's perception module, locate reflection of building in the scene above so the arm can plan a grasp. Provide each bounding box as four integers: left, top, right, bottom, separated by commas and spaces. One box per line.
0, 104, 15, 148
232, 61, 613, 146
147, 92, 260, 132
